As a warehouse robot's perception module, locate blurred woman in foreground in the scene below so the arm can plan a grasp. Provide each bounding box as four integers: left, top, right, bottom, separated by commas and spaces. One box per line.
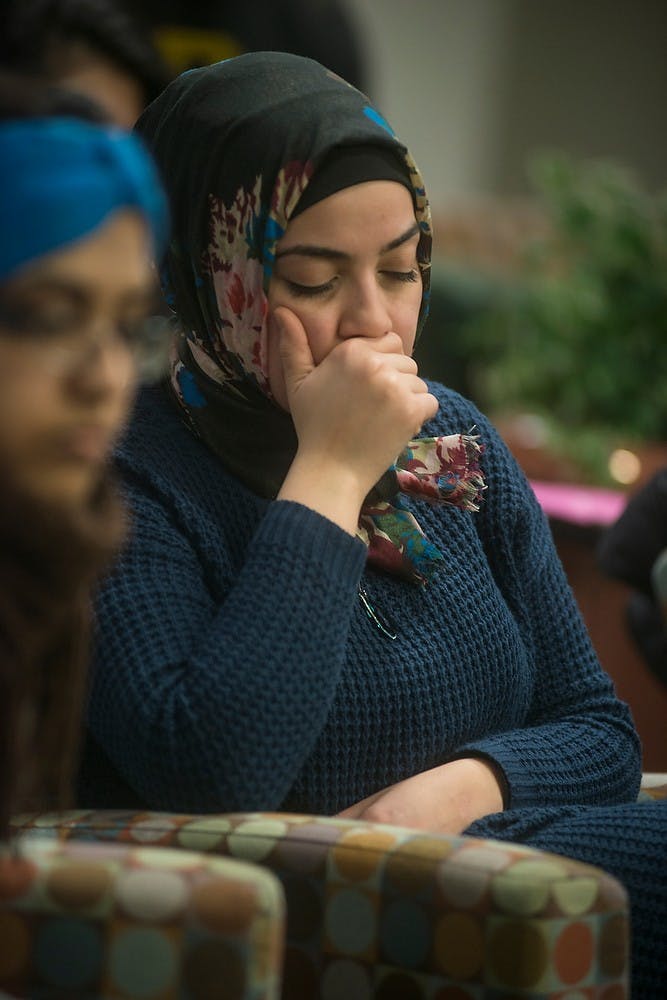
0, 95, 167, 836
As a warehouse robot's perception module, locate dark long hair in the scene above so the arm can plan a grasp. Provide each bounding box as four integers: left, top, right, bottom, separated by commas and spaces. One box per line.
0, 467, 126, 838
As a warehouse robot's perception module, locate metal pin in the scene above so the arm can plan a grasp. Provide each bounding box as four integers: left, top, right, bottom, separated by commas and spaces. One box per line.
358, 584, 398, 640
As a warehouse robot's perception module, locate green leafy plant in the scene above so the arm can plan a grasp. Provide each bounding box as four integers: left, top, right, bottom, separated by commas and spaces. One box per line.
471, 153, 667, 482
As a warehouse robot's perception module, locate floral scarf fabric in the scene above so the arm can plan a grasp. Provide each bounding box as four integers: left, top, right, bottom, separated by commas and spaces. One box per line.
135, 52, 484, 585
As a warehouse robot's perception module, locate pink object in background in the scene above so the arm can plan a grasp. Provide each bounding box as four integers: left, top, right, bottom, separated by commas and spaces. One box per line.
530, 479, 627, 527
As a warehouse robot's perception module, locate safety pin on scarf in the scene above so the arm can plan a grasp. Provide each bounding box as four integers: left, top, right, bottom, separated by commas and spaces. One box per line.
358, 584, 398, 640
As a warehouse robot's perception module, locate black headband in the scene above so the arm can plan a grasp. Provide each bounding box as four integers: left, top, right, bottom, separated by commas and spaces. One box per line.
292, 144, 414, 219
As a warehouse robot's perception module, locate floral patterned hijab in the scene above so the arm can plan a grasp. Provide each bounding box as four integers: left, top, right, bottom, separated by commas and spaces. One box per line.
136, 52, 484, 585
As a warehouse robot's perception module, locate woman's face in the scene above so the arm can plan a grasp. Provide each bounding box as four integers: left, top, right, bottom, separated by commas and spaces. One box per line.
267, 180, 423, 411
0, 209, 155, 508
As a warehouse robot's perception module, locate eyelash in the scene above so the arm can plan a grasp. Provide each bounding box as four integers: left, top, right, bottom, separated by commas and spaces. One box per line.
285, 270, 419, 298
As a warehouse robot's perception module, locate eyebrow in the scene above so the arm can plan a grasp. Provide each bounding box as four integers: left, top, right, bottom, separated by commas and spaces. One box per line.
275, 221, 420, 262
10, 275, 159, 309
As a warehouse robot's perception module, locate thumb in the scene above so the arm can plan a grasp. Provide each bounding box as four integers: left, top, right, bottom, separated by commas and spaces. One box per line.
275, 306, 315, 391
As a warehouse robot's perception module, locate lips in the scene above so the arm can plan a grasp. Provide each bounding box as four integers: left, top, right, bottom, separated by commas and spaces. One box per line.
57, 425, 116, 463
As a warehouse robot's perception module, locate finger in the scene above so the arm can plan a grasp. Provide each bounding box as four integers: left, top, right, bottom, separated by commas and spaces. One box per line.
335, 804, 361, 818
336, 789, 385, 818
367, 369, 434, 399
355, 330, 406, 355
274, 306, 315, 388
336, 796, 373, 819
412, 392, 439, 431
388, 372, 432, 394
370, 353, 420, 375
423, 391, 439, 417
408, 393, 439, 437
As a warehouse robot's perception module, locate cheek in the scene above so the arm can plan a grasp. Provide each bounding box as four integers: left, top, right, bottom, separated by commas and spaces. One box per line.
112, 383, 137, 444
0, 364, 51, 434
394, 285, 423, 355
0, 369, 59, 479
115, 354, 139, 418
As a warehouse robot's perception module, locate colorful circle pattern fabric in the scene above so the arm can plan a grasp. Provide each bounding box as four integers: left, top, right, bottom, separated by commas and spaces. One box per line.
9, 809, 631, 998
0, 835, 284, 999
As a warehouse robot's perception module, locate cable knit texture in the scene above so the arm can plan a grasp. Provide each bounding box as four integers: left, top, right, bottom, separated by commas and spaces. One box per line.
81, 382, 666, 995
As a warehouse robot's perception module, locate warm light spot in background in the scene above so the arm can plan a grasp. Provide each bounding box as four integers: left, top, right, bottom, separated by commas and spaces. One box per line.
608, 449, 641, 485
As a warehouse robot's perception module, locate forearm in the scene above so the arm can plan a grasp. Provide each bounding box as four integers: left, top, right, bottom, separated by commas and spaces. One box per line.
337, 757, 505, 833
457, 701, 641, 810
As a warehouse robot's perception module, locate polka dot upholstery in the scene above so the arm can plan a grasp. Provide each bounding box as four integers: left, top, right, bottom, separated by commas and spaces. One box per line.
12, 810, 634, 999
0, 835, 284, 999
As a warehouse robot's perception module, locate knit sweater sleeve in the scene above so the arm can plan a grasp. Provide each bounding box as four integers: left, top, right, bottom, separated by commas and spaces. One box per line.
89, 481, 366, 812
442, 397, 642, 810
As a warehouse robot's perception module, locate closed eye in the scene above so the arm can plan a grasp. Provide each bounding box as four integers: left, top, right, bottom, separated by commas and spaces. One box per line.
382, 269, 419, 283
284, 277, 337, 298
282, 269, 418, 298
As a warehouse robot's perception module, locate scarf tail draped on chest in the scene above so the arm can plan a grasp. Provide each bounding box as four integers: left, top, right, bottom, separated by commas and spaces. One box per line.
358, 433, 485, 585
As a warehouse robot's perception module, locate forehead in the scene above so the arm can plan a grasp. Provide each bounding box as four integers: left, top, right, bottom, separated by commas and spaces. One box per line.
282, 180, 417, 248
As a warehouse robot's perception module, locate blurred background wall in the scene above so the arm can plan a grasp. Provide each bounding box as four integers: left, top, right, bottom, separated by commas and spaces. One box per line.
345, 0, 667, 210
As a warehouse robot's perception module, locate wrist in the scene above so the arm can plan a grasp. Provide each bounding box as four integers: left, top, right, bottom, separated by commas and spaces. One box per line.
458, 756, 506, 819
435, 756, 505, 829
278, 452, 368, 535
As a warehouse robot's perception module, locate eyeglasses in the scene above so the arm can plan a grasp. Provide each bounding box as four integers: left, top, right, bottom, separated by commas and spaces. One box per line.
0, 298, 173, 383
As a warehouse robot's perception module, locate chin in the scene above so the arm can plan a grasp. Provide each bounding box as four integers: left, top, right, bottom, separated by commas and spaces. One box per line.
26, 464, 107, 513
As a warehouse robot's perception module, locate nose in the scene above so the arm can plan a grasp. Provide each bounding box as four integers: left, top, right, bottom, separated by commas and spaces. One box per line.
338, 275, 392, 341
65, 323, 135, 401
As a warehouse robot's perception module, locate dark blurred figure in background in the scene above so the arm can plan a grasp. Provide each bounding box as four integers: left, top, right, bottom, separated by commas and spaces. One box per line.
133, 0, 367, 91
598, 467, 667, 688
0, 0, 366, 125
0, 0, 171, 127
0, 75, 168, 836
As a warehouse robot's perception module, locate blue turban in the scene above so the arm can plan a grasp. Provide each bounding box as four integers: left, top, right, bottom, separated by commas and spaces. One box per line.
0, 117, 169, 282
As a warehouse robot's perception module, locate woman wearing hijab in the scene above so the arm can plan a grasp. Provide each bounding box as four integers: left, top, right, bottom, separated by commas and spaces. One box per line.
0, 98, 167, 837
82, 54, 665, 993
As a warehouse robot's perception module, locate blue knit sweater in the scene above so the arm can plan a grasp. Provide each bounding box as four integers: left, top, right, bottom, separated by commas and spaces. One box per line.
81, 382, 667, 995
84, 381, 642, 815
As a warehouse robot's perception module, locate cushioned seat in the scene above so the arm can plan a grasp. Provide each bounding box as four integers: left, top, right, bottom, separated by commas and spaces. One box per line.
0, 833, 284, 999
11, 806, 639, 999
